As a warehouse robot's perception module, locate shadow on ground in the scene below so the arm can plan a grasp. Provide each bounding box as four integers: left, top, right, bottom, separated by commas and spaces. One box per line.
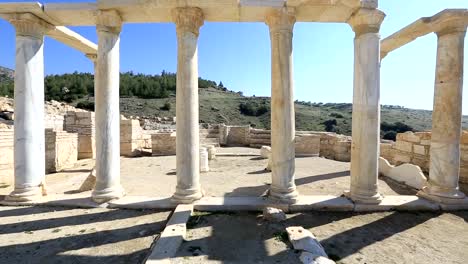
0, 206, 171, 264
174, 210, 468, 264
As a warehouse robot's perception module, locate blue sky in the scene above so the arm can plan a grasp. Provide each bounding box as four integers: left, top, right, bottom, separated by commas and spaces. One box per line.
0, 0, 467, 113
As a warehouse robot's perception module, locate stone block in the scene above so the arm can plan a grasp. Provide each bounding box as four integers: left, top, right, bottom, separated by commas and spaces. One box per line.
394, 153, 412, 164
396, 132, 420, 143
395, 141, 413, 152
420, 139, 431, 146
413, 145, 426, 155
295, 135, 320, 157
152, 132, 176, 156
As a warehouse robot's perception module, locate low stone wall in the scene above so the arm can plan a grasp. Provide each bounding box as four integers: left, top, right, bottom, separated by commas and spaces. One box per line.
380, 131, 468, 183
295, 134, 321, 157
0, 129, 14, 185
152, 132, 176, 156
120, 119, 151, 157
247, 129, 351, 161
44, 115, 65, 131
64, 111, 95, 159
45, 129, 78, 173
219, 125, 250, 146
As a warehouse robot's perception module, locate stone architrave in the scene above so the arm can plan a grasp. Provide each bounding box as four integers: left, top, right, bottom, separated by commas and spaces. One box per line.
346, 8, 386, 204
172, 7, 205, 203
266, 8, 299, 203
6, 13, 53, 202
419, 24, 467, 204
92, 10, 125, 203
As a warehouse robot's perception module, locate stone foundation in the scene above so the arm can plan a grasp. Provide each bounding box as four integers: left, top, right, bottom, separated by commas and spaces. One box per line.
64, 111, 95, 159
0, 129, 14, 185
380, 131, 468, 184
120, 119, 151, 156
152, 132, 177, 156
45, 129, 78, 173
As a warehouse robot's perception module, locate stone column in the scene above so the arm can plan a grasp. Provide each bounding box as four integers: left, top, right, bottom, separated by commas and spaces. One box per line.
171, 7, 204, 203
265, 8, 298, 203
6, 14, 52, 202
92, 10, 124, 203
346, 8, 385, 204
419, 25, 467, 204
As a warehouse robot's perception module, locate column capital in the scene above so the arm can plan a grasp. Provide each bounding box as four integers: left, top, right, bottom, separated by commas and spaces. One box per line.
8, 13, 54, 39
172, 7, 204, 37
85, 53, 97, 63
96, 9, 122, 34
265, 8, 296, 33
436, 24, 467, 37
348, 8, 385, 36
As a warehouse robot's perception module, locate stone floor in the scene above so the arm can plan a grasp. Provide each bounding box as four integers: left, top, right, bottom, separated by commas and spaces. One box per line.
0, 147, 432, 199
1, 147, 467, 264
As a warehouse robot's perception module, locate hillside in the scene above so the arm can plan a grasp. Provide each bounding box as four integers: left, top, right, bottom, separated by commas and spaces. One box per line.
74, 87, 468, 137
2, 66, 468, 137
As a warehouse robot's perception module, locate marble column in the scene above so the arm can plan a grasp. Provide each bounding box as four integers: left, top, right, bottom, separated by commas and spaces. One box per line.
346, 8, 385, 204
265, 8, 298, 203
92, 10, 124, 203
6, 14, 52, 202
419, 25, 467, 204
172, 7, 204, 203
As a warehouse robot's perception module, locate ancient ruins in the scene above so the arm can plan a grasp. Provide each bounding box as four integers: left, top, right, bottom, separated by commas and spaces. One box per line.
0, 0, 467, 214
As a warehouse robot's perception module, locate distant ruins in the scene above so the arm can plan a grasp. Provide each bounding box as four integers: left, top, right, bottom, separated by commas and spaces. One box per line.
0, 1, 467, 209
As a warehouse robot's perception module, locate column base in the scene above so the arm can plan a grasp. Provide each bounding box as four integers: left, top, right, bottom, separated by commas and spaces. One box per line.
268, 186, 299, 204
417, 186, 466, 205
5, 185, 45, 203
92, 185, 125, 203
172, 187, 204, 204
344, 190, 383, 204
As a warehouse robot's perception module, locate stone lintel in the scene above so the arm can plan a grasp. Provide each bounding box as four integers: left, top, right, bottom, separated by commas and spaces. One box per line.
347, 8, 385, 37
171, 7, 204, 36
381, 9, 468, 59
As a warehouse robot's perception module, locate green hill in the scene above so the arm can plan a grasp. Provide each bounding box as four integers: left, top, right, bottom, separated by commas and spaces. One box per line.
1, 66, 468, 138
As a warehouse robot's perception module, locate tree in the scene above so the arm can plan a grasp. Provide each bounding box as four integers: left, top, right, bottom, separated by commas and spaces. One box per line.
218, 81, 224, 88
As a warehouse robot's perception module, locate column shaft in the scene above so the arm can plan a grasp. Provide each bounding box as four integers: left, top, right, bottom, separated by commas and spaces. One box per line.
6, 14, 51, 202
92, 10, 124, 203
266, 8, 298, 203
420, 28, 466, 202
347, 9, 385, 204
172, 7, 204, 203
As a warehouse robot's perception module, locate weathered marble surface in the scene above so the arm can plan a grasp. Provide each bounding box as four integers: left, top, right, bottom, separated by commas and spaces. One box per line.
92, 10, 124, 203
422, 26, 467, 202
172, 7, 204, 204
347, 8, 385, 204
266, 8, 298, 203
6, 14, 52, 202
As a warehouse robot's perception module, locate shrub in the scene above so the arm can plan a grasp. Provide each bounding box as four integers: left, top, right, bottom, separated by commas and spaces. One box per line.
330, 112, 344, 118
239, 101, 270, 116
383, 131, 397, 141
76, 101, 94, 111
322, 119, 337, 132
160, 101, 171, 111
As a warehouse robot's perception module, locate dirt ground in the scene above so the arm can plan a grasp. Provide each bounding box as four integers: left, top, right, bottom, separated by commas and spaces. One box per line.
0, 206, 171, 264
1, 147, 437, 198
174, 211, 468, 264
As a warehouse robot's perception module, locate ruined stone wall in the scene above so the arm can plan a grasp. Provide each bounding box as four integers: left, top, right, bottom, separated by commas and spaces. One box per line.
380, 131, 468, 184
120, 119, 151, 157
248, 129, 351, 161
64, 111, 95, 159
0, 129, 14, 185
44, 115, 65, 131
45, 129, 78, 173
219, 125, 250, 146
152, 132, 176, 156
